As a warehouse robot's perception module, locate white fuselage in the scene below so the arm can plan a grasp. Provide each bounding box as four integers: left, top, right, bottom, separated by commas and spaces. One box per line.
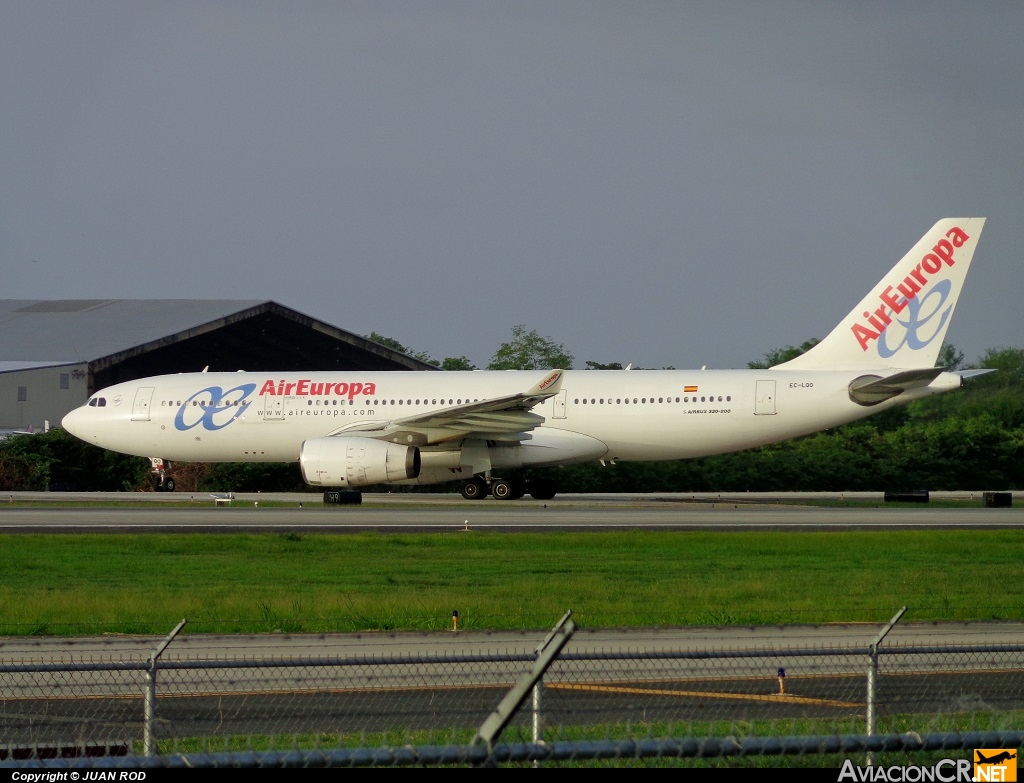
61, 368, 960, 482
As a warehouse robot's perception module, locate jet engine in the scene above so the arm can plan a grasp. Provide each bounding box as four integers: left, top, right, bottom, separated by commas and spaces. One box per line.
300, 437, 420, 487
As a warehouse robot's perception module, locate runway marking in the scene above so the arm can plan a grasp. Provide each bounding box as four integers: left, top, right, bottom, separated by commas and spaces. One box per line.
548, 682, 862, 708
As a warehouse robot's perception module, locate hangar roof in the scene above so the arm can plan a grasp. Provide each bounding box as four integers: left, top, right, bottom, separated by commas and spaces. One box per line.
0, 299, 435, 380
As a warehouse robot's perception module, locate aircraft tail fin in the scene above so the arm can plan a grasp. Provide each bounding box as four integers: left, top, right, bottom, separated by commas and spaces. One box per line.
773, 218, 986, 370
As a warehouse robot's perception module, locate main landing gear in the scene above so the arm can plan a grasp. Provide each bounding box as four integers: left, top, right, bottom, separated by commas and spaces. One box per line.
459, 475, 557, 501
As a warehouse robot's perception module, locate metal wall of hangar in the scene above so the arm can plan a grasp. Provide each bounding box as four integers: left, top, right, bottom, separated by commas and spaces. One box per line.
0, 300, 437, 432
0, 362, 89, 431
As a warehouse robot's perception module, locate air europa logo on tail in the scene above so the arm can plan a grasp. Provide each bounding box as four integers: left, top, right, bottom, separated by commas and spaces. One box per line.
851, 226, 970, 353
258, 379, 377, 399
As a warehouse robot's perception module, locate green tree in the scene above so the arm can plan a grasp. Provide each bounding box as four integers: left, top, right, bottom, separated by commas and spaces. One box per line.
441, 356, 477, 371
936, 342, 965, 370
488, 325, 574, 370
585, 361, 624, 370
971, 346, 1024, 381
0, 430, 150, 491
367, 332, 478, 370
366, 332, 440, 367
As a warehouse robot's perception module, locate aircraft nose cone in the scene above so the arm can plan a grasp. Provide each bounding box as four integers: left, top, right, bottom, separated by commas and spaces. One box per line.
61, 407, 86, 439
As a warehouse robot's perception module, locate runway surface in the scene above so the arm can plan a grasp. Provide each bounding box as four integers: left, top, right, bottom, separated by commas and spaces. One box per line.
1, 491, 1021, 532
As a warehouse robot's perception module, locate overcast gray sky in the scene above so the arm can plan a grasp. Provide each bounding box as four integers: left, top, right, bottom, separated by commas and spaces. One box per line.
3, 2, 1021, 370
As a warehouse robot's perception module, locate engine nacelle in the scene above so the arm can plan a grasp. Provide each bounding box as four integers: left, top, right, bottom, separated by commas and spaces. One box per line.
300, 437, 420, 487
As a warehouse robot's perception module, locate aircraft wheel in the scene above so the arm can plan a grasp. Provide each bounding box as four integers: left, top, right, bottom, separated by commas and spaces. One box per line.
460, 477, 488, 500
151, 476, 164, 492
529, 478, 556, 501
510, 480, 527, 500
163, 477, 176, 493
491, 479, 514, 500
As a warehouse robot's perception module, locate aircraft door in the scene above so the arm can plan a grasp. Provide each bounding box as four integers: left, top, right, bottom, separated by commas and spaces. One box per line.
131, 387, 155, 421
754, 380, 776, 415
552, 390, 567, 419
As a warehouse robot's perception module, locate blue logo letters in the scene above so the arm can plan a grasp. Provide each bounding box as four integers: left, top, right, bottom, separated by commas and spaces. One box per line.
174, 384, 257, 431
877, 279, 952, 359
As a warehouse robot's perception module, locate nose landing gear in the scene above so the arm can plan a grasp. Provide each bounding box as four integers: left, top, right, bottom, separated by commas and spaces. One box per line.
149, 458, 175, 492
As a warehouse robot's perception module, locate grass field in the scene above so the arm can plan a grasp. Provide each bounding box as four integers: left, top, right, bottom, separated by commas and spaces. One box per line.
2, 529, 1023, 635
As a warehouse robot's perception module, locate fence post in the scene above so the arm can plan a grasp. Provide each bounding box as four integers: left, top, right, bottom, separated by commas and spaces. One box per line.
474, 610, 575, 766
531, 679, 543, 767
143, 618, 187, 757
866, 606, 906, 765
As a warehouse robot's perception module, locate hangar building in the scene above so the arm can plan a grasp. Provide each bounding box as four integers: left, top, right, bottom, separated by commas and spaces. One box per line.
0, 299, 435, 432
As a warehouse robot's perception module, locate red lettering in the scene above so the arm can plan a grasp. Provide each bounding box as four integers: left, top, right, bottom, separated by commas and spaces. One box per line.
258, 379, 378, 397
947, 226, 968, 248
921, 254, 942, 275
880, 286, 907, 314
932, 238, 955, 266
864, 310, 887, 332
852, 323, 879, 351
853, 226, 967, 351
897, 278, 921, 299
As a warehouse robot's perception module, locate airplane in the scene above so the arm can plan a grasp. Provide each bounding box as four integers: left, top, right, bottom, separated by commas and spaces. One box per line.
62, 218, 988, 501
976, 751, 1016, 765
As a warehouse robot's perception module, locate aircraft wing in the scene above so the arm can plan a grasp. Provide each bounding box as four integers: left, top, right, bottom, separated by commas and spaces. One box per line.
329, 370, 565, 446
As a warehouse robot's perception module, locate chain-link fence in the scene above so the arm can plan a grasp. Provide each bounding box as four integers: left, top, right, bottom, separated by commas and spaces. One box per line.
2, 618, 1023, 767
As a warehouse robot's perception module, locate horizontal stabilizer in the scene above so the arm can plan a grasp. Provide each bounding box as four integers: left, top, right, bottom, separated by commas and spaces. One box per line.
959, 369, 996, 379
848, 367, 946, 406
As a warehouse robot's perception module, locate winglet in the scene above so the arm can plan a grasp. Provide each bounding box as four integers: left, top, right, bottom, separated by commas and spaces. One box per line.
526, 369, 564, 397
